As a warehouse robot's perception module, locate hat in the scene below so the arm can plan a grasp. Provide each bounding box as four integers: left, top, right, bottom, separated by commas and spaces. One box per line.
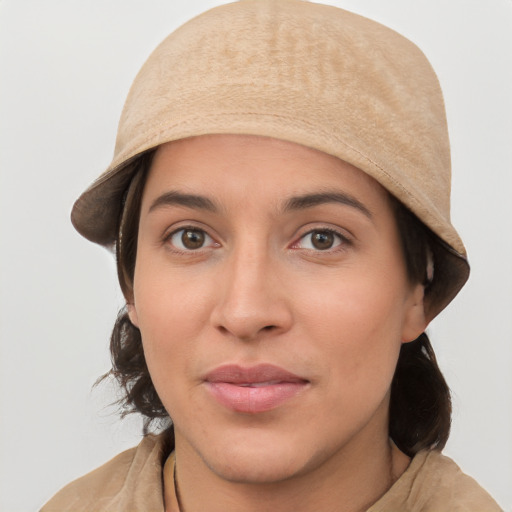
71, 0, 469, 319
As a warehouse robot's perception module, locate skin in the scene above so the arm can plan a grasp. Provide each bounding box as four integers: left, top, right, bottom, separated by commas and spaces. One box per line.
128, 134, 427, 512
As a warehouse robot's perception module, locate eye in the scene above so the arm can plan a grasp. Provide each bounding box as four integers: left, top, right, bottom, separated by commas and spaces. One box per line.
168, 228, 215, 251
296, 229, 346, 251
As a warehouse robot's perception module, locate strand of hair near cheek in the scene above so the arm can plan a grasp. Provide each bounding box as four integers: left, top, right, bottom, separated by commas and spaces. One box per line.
389, 333, 451, 457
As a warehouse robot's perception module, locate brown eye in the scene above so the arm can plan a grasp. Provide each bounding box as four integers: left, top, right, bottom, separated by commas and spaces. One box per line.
297, 229, 345, 251
169, 228, 213, 250
311, 231, 335, 250
182, 229, 205, 249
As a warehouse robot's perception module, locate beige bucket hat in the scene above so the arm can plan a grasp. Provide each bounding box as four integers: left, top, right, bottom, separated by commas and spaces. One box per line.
71, 0, 469, 319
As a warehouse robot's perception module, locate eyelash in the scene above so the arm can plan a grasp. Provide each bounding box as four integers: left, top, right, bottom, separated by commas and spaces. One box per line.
292, 228, 351, 252
163, 225, 351, 255
163, 225, 218, 253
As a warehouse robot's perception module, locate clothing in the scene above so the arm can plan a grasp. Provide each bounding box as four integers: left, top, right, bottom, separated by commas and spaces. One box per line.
41, 433, 501, 512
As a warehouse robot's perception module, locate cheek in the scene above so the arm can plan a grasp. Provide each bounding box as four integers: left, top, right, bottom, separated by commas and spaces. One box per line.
133, 250, 212, 333
298, 273, 406, 399
131, 262, 214, 400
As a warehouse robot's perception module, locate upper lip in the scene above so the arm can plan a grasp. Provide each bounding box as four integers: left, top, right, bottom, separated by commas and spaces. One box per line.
203, 364, 308, 385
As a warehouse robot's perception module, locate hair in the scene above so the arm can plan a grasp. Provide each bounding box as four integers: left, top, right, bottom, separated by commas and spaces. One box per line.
105, 153, 451, 454
388, 198, 452, 456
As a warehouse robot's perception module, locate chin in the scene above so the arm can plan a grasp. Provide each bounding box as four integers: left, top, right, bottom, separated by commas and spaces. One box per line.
205, 447, 307, 485
190, 425, 333, 485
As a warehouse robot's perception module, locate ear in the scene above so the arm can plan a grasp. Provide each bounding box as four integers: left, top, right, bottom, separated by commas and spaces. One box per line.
127, 303, 139, 328
401, 283, 428, 343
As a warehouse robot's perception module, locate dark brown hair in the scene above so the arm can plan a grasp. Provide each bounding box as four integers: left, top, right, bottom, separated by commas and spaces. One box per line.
106, 154, 451, 454
389, 199, 451, 456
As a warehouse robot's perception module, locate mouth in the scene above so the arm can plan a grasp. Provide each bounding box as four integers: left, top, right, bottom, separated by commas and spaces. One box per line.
203, 364, 309, 414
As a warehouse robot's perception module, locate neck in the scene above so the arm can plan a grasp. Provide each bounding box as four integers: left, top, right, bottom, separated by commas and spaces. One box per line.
166, 422, 410, 512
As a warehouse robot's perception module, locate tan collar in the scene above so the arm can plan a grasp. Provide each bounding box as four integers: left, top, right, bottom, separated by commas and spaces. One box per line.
163, 452, 180, 512
42, 433, 500, 512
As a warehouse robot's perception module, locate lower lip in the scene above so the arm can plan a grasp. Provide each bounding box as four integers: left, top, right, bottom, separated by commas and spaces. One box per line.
206, 381, 308, 413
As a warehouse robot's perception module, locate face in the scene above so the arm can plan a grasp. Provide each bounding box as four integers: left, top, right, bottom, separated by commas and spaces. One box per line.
128, 134, 426, 484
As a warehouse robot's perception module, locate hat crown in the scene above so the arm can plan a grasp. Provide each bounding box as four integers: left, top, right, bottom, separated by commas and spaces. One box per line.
116, 0, 453, 244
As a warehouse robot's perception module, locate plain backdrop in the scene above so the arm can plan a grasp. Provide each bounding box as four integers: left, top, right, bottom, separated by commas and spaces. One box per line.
1, 1, 511, 510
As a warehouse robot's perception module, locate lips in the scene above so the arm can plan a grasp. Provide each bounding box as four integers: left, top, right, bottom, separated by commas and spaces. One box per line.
204, 364, 309, 413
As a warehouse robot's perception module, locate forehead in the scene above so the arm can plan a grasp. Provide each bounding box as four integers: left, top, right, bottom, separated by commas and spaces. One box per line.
142, 134, 390, 212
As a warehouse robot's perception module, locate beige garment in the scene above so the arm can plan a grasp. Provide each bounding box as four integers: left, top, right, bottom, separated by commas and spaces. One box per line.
41, 433, 502, 512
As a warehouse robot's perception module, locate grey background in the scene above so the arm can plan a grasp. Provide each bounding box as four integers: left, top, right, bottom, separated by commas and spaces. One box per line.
1, 0, 511, 510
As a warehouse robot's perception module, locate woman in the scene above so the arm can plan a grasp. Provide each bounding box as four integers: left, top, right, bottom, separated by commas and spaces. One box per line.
41, 0, 502, 510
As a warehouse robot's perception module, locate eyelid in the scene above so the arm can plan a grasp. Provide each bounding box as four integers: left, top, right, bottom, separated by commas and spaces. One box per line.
291, 225, 352, 251
160, 221, 352, 253
162, 224, 220, 252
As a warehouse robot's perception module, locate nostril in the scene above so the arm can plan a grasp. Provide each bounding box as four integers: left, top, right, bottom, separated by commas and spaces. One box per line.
216, 323, 277, 338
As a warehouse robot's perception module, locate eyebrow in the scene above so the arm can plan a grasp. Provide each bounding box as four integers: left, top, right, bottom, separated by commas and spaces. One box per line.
283, 192, 373, 218
148, 190, 372, 219
148, 191, 218, 213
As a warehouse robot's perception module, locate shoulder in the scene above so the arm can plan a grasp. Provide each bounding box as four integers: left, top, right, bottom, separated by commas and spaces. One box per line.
412, 451, 501, 511
40, 433, 172, 512
371, 450, 502, 512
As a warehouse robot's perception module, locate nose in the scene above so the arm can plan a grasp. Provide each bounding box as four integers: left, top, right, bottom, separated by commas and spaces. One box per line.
210, 246, 293, 341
